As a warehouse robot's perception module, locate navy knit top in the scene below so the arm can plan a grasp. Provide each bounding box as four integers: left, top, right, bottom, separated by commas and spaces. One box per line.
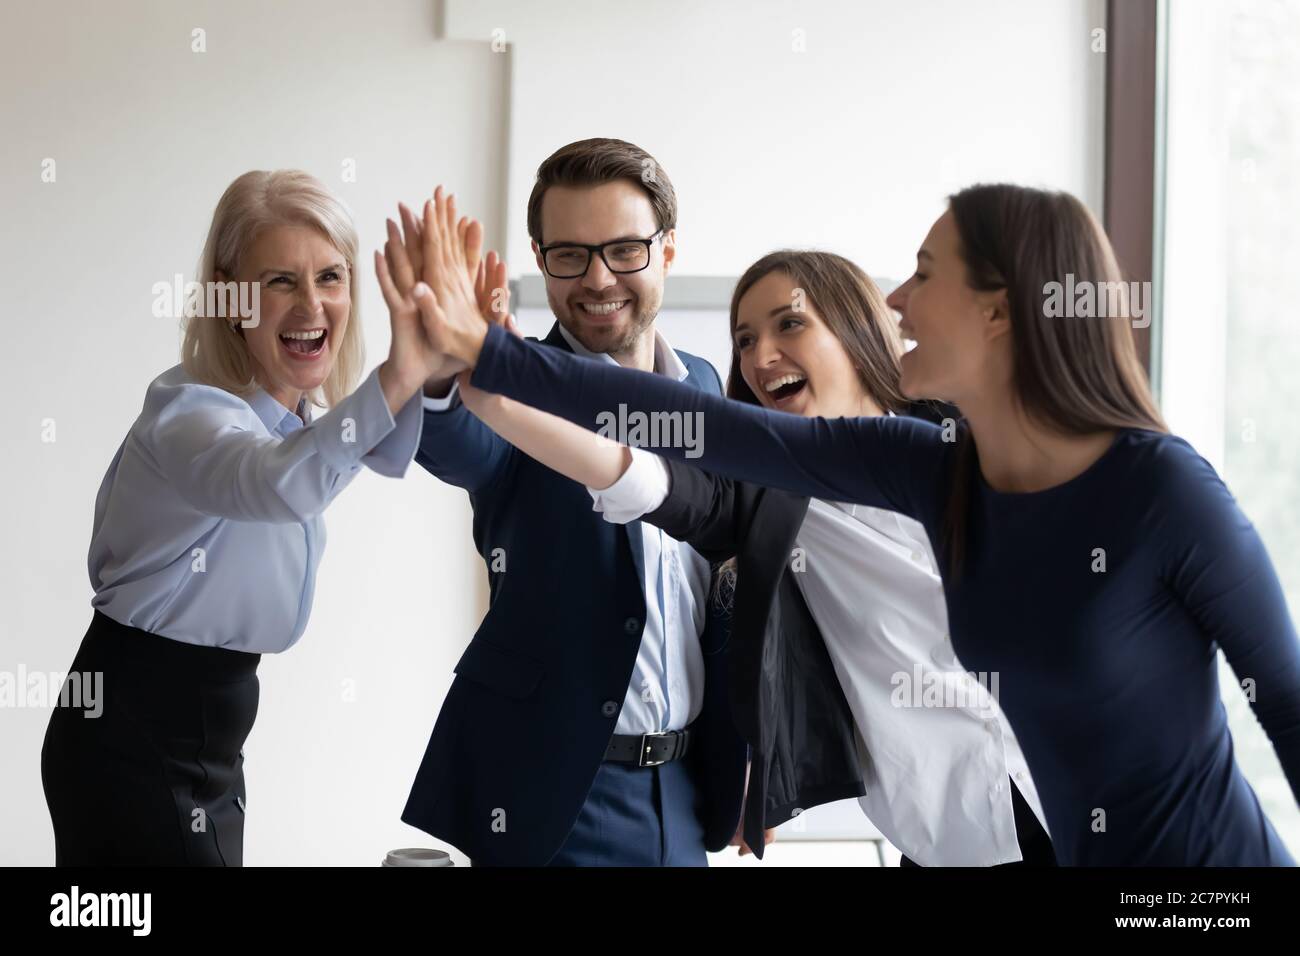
472, 324, 1300, 865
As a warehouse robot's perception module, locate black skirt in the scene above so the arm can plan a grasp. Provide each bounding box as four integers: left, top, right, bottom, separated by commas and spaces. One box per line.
41, 611, 261, 865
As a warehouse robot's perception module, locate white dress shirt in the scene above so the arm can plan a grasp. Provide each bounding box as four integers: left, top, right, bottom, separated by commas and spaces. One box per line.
90, 365, 424, 653
424, 327, 710, 735
590, 445, 1052, 865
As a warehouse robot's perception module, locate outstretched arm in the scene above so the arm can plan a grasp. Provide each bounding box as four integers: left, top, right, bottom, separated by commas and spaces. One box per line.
405, 188, 951, 522
470, 325, 948, 520
459, 376, 632, 491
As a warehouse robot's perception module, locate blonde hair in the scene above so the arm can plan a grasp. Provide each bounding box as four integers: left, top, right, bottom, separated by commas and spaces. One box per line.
181, 170, 364, 407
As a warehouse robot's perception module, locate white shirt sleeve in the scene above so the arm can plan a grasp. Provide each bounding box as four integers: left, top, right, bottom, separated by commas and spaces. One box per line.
421, 378, 461, 412
587, 447, 671, 524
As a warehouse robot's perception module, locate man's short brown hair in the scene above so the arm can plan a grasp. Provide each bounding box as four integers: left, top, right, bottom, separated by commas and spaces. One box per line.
526, 138, 677, 245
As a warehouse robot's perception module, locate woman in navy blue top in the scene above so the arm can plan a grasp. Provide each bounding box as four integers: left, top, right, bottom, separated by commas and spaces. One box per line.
416, 183, 1300, 865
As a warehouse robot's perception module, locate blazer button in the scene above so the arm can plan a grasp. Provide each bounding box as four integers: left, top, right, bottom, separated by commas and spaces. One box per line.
623, 617, 640, 635
601, 700, 619, 717
236, 796, 246, 812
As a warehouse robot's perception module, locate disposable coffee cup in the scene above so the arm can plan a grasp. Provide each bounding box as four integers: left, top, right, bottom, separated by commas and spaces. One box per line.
382, 847, 454, 867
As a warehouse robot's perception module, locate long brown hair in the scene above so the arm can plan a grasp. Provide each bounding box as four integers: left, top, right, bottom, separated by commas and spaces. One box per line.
942, 184, 1167, 575
714, 250, 907, 606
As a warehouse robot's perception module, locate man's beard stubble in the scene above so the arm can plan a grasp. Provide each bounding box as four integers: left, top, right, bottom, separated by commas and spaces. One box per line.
553, 291, 660, 359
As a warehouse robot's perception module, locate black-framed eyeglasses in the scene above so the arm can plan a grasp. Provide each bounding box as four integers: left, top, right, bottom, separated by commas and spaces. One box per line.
539, 231, 664, 279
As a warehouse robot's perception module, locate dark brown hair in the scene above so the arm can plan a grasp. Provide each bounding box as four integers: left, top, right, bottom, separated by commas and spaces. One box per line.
942, 184, 1167, 575
725, 250, 907, 414
714, 250, 907, 609
526, 138, 676, 245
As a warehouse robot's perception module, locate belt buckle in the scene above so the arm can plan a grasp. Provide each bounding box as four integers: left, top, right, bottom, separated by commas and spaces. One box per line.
638, 731, 669, 767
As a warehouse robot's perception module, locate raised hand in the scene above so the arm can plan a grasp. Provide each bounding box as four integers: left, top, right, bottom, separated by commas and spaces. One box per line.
474, 249, 520, 337
404, 186, 494, 369
397, 188, 484, 299
373, 237, 464, 410
378, 193, 471, 395
458, 249, 520, 406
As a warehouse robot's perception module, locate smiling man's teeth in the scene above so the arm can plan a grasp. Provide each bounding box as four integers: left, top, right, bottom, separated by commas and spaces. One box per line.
280, 329, 325, 340
764, 373, 807, 393
580, 301, 628, 315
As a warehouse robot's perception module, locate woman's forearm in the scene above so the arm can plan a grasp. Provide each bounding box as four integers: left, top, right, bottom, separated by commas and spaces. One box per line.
378, 359, 422, 417
468, 323, 944, 519
461, 380, 631, 490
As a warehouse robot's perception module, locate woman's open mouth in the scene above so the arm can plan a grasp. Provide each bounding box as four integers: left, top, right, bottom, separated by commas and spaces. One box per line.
764, 372, 808, 406
279, 327, 328, 360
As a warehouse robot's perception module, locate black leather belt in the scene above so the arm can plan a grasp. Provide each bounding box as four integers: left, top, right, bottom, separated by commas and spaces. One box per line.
604, 725, 695, 767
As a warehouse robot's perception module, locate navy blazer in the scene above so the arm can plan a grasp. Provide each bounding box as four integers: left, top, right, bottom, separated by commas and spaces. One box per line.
402, 324, 748, 865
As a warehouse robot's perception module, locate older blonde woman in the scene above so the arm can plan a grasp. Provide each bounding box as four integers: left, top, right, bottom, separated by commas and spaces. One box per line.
41, 170, 462, 865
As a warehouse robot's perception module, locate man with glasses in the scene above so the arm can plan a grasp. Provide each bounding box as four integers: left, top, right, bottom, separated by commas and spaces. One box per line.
402, 138, 747, 866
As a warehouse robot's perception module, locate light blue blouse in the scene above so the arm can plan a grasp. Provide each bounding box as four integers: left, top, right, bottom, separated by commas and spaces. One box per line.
88, 365, 423, 653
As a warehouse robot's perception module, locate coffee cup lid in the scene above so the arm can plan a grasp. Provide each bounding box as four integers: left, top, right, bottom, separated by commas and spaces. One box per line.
383, 848, 454, 867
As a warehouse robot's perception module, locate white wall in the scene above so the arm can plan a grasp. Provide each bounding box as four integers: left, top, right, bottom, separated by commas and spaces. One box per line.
0, 0, 1105, 866
447, 0, 1107, 281
0, 0, 506, 865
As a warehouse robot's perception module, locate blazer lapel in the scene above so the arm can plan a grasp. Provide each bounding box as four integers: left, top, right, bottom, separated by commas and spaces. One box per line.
546, 323, 649, 581
540, 322, 570, 352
